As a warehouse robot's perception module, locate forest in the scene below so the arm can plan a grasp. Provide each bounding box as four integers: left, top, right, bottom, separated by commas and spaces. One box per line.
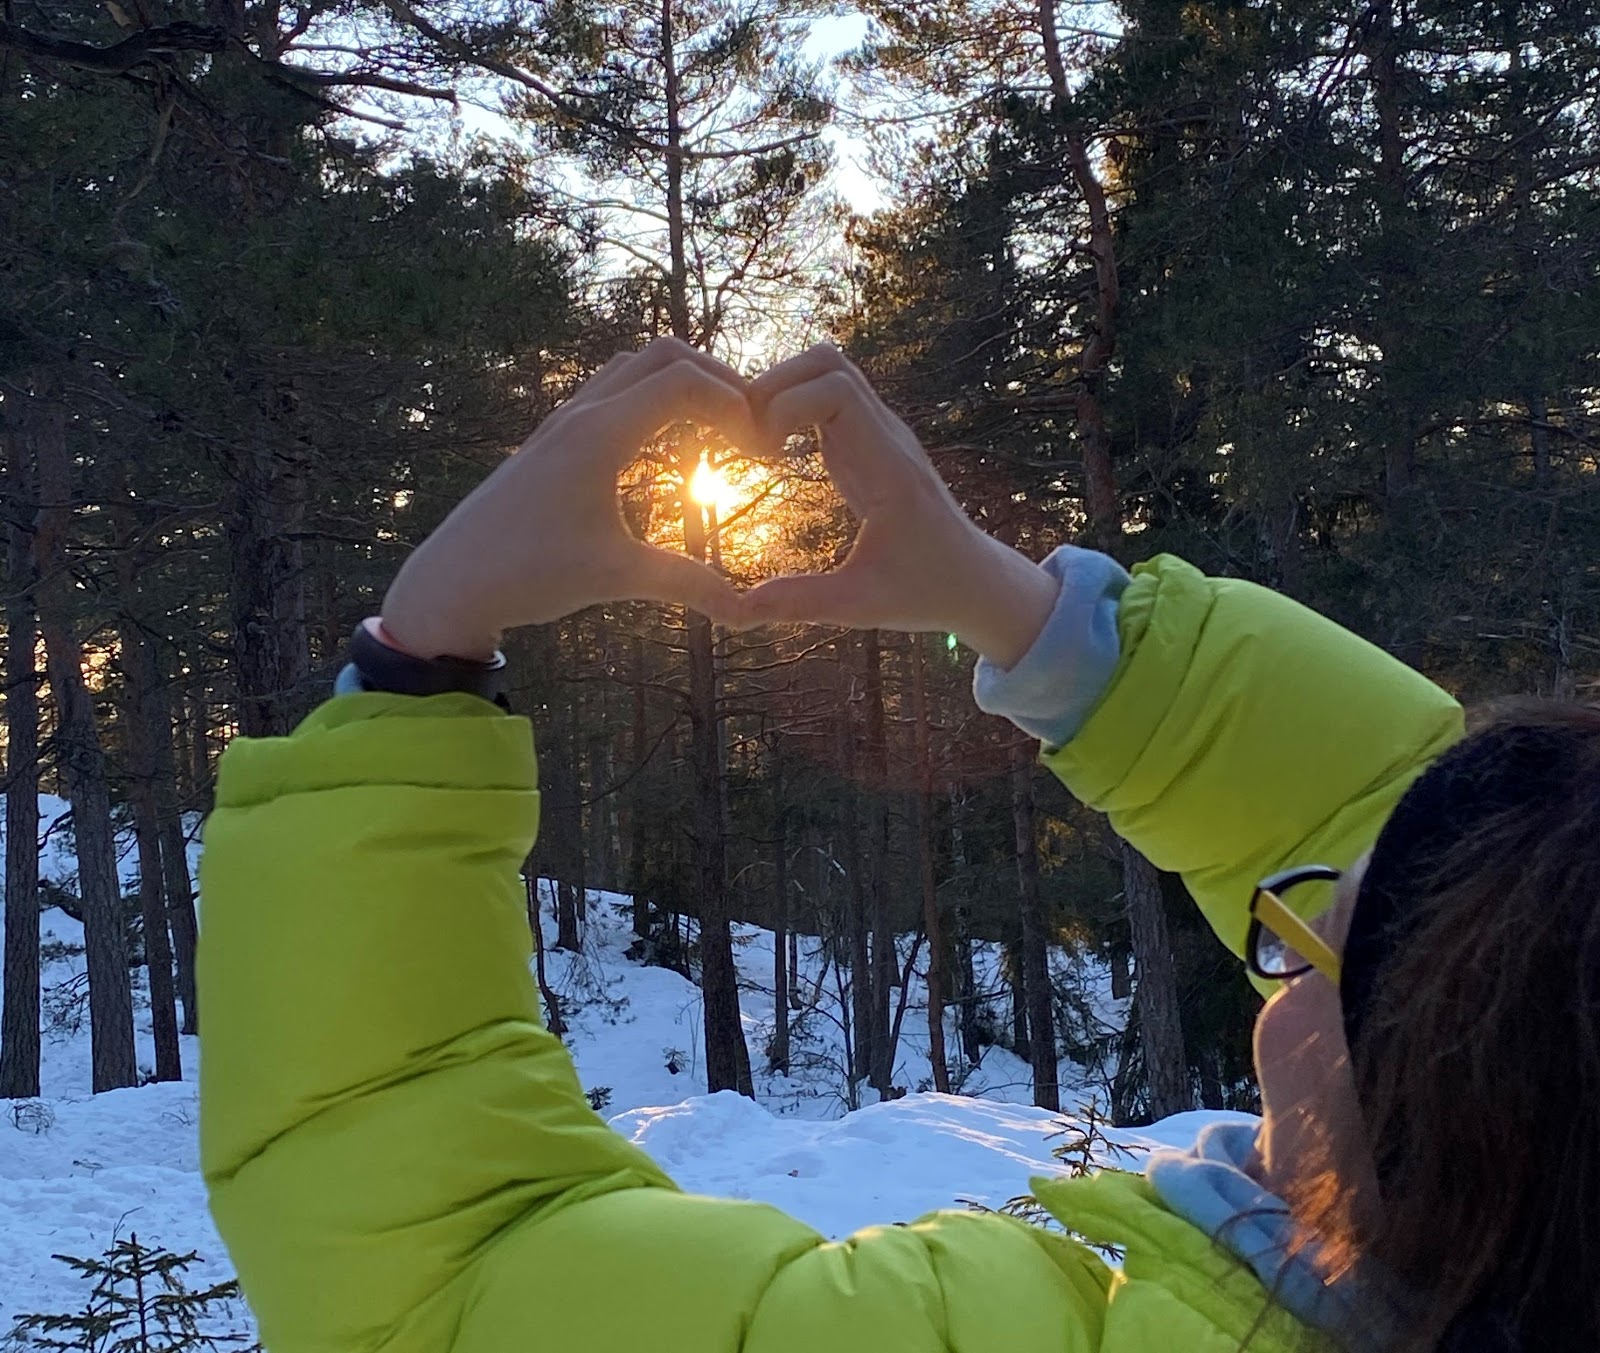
2, 0, 1597, 1128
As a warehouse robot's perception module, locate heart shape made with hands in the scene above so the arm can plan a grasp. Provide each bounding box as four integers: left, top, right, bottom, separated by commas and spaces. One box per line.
381, 338, 1057, 671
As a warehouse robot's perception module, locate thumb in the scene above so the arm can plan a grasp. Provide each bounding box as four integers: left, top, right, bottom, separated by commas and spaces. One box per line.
627, 543, 748, 623
741, 568, 880, 630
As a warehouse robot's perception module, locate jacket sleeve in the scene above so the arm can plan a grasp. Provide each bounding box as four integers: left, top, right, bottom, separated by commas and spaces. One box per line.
1043, 555, 1465, 959
198, 693, 1110, 1353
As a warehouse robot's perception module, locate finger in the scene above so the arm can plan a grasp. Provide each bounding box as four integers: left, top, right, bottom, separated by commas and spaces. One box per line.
749, 342, 866, 408
626, 544, 749, 623
741, 568, 881, 630
761, 371, 904, 512
750, 345, 873, 449
574, 350, 638, 402
585, 337, 746, 405
593, 358, 759, 460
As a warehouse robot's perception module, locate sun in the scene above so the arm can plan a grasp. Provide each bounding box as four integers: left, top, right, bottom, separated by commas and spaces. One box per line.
688, 454, 740, 518
648, 450, 797, 572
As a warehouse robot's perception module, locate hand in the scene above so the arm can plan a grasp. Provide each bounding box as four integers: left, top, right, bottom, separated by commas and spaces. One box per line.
382, 338, 756, 660
743, 345, 1059, 669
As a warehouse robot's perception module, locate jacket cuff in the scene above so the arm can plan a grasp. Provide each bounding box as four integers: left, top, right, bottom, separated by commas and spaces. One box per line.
214, 692, 535, 811
972, 546, 1130, 750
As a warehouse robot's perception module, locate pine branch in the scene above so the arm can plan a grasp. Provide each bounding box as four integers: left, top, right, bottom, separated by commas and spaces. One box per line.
0, 19, 227, 75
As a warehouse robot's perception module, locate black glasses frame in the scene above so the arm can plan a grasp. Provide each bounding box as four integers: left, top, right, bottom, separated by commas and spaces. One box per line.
1246, 863, 1344, 981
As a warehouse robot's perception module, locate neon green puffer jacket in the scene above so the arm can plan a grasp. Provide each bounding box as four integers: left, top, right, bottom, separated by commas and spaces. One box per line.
199, 555, 1462, 1353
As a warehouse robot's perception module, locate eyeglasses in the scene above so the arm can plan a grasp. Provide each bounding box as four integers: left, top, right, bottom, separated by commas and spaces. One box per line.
1247, 865, 1344, 984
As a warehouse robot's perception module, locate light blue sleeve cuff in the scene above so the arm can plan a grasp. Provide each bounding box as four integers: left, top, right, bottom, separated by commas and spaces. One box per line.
333, 662, 366, 697
971, 545, 1130, 750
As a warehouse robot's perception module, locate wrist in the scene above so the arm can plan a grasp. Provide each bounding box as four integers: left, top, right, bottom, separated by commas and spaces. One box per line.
956, 539, 1059, 671
381, 585, 501, 663
344, 617, 511, 709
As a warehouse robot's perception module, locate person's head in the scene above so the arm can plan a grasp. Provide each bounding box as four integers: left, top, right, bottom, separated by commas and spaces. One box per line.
1249, 700, 1600, 1350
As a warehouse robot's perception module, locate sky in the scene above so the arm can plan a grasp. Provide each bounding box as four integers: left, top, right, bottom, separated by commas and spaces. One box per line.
803, 11, 887, 215
447, 9, 889, 217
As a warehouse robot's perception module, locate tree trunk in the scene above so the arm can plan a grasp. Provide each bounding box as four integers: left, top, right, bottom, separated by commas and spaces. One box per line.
1109, 1010, 1143, 1126
662, 0, 748, 1097
1368, 0, 1405, 192
1039, 0, 1070, 107
769, 798, 790, 1076
159, 818, 198, 1038
1272, 494, 1306, 598
949, 793, 982, 1066
113, 508, 181, 1082
683, 502, 748, 1096
1063, 130, 1123, 556
1110, 943, 1132, 1001
662, 718, 686, 976
116, 617, 182, 1083
629, 633, 651, 939
152, 653, 198, 1035
861, 631, 894, 1096
1529, 390, 1552, 492
29, 376, 137, 1093
525, 873, 565, 1036
585, 730, 613, 892
1009, 935, 1029, 1058
567, 670, 589, 947
661, 0, 694, 344
1122, 840, 1192, 1119
228, 417, 310, 739
836, 672, 874, 1093
956, 922, 981, 1066
555, 882, 583, 953
128, 774, 180, 1081
312, 536, 342, 671
188, 681, 213, 816
1012, 747, 1059, 1111
912, 637, 950, 1093
886, 932, 926, 1086
1058, 99, 1192, 1123
1, 427, 42, 1100
583, 664, 622, 894
545, 661, 585, 953
1384, 430, 1417, 502
1364, 0, 1419, 505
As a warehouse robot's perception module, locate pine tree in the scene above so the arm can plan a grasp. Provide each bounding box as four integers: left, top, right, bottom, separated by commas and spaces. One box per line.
470, 0, 838, 1096
2, 3, 582, 1090
9, 1234, 259, 1353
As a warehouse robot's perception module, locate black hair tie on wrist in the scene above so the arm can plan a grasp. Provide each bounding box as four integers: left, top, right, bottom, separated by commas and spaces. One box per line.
344, 621, 512, 712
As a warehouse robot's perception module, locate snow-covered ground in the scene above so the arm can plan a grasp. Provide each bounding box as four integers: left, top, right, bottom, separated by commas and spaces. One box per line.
0, 801, 1254, 1342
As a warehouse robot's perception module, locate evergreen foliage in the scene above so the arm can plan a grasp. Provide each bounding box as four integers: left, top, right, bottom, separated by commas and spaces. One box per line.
8, 1234, 258, 1352
4, 0, 1596, 1119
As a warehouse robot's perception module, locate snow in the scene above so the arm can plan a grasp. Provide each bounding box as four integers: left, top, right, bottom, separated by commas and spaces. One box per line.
1, 803, 1255, 1342
544, 890, 1138, 1121
614, 1092, 1242, 1234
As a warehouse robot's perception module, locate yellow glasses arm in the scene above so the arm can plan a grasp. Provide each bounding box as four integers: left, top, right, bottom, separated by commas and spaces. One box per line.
1254, 887, 1342, 985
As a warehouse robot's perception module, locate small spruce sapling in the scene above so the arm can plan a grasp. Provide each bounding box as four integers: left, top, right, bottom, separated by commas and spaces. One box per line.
959, 1103, 1142, 1260
8, 1233, 259, 1352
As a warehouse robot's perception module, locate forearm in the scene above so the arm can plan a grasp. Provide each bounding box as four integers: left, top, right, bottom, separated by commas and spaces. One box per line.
1044, 556, 1463, 955
198, 694, 674, 1350
975, 551, 1463, 959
